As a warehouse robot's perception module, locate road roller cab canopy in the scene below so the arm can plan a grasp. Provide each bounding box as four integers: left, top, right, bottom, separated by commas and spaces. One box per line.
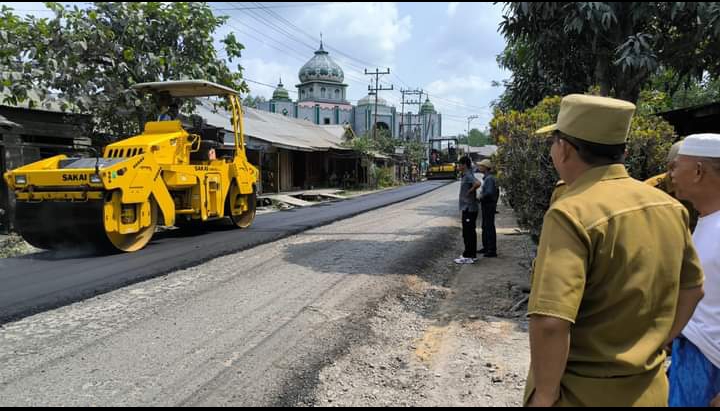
131, 80, 239, 98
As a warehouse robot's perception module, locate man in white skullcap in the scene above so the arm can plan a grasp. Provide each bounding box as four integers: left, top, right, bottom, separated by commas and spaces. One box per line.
669, 133, 720, 407
645, 139, 700, 231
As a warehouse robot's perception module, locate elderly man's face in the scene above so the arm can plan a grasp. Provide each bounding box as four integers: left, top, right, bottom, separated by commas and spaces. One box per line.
671, 155, 701, 200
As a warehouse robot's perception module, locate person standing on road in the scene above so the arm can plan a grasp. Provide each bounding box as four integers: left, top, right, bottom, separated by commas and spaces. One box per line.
526, 94, 705, 407
476, 159, 499, 258
668, 133, 720, 407
455, 156, 481, 265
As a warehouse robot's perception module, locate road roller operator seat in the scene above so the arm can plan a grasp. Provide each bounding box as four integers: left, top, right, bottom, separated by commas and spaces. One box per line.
188, 114, 235, 162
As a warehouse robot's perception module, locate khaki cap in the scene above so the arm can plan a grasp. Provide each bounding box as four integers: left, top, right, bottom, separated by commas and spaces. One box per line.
477, 159, 493, 169
536, 94, 636, 145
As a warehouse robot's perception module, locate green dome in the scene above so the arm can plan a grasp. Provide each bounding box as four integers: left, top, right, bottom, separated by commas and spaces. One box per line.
272, 78, 291, 102
420, 97, 435, 115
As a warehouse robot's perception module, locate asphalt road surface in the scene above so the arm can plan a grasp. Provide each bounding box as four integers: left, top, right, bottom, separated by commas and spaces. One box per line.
0, 181, 461, 406
0, 181, 449, 325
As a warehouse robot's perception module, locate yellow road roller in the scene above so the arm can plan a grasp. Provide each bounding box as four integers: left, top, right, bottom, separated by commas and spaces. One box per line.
427, 138, 461, 180
3, 80, 258, 252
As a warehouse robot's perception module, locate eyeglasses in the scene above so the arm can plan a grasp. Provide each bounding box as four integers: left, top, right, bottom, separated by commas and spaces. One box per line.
546, 133, 578, 150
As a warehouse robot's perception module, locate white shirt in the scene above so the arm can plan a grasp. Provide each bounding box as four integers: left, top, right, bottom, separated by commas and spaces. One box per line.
683, 210, 720, 368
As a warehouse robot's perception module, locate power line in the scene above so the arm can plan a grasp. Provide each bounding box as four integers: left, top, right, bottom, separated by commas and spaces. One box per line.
245, 78, 296, 93
246, 3, 489, 113
213, 3, 351, 11
225, 3, 421, 101
216, 5, 372, 88
220, 4, 490, 122
237, 4, 319, 52
250, 2, 376, 69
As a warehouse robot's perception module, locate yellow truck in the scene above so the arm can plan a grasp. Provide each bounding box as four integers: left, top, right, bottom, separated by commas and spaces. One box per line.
3, 80, 258, 252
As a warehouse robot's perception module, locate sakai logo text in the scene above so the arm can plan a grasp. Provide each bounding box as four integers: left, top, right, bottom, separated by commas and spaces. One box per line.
62, 174, 89, 182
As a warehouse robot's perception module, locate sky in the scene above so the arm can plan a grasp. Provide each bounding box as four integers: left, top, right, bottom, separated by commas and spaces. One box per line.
3, 2, 510, 137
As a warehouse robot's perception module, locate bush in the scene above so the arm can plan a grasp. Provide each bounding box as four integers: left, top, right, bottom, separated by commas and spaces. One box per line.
491, 95, 676, 243
373, 166, 395, 188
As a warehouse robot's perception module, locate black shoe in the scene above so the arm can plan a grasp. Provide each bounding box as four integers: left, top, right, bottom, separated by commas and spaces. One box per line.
477, 248, 487, 254
484, 252, 498, 258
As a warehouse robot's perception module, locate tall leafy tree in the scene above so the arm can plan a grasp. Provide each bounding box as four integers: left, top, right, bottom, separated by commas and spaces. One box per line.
459, 128, 492, 146
242, 95, 267, 108
497, 2, 720, 110
0, 2, 247, 138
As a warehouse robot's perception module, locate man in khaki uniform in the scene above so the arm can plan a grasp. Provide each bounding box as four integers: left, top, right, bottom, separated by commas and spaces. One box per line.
526, 94, 705, 407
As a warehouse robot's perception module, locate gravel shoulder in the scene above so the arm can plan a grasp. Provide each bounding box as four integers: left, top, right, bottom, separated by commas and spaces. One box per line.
305, 201, 533, 407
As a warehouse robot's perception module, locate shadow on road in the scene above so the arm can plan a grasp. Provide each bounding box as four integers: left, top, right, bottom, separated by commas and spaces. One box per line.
281, 226, 458, 283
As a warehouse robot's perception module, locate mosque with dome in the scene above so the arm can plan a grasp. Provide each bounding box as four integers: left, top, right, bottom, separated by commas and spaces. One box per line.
256, 41, 442, 143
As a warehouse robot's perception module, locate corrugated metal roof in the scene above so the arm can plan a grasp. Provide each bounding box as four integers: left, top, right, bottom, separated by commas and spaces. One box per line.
0, 89, 85, 114
321, 124, 353, 140
460, 144, 498, 157
0, 114, 21, 129
195, 101, 350, 152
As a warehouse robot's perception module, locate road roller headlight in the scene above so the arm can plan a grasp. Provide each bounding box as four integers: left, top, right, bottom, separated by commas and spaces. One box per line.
14, 175, 27, 185
90, 174, 102, 184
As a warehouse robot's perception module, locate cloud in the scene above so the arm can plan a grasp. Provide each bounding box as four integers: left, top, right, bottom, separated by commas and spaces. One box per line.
293, 2, 412, 66
426, 76, 494, 96
241, 58, 298, 99
222, 2, 505, 136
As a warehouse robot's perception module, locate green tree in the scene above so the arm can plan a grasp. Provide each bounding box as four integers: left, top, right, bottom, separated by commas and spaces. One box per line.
497, 2, 720, 110
405, 139, 427, 164
458, 129, 492, 146
0, 2, 246, 138
242, 95, 267, 108
643, 70, 720, 112
491, 95, 675, 242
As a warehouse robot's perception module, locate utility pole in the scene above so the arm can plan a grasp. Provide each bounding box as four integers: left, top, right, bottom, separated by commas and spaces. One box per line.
466, 115, 479, 142
400, 88, 423, 141
365, 68, 393, 139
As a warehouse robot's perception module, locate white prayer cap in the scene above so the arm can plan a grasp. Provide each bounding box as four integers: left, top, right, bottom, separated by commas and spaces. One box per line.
678, 134, 720, 158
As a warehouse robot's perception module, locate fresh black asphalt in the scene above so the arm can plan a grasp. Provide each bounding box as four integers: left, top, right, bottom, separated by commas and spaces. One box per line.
0, 181, 451, 324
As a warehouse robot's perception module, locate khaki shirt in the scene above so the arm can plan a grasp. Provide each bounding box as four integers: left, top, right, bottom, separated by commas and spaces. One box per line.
549, 180, 568, 205
526, 165, 704, 407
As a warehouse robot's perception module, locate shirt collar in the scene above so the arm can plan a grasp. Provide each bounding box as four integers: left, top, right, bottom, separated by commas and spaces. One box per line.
568, 164, 629, 190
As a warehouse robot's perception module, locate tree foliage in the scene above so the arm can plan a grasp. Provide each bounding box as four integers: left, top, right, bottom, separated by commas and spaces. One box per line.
496, 2, 720, 110
458, 128, 492, 146
343, 129, 398, 158
491, 96, 676, 242
243, 94, 267, 108
342, 129, 426, 166
0, 2, 247, 139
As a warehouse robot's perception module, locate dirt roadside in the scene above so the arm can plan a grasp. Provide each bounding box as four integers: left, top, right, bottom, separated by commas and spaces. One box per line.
303, 203, 534, 407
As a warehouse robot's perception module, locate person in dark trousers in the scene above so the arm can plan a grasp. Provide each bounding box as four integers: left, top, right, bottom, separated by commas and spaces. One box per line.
477, 159, 499, 257
455, 156, 482, 264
